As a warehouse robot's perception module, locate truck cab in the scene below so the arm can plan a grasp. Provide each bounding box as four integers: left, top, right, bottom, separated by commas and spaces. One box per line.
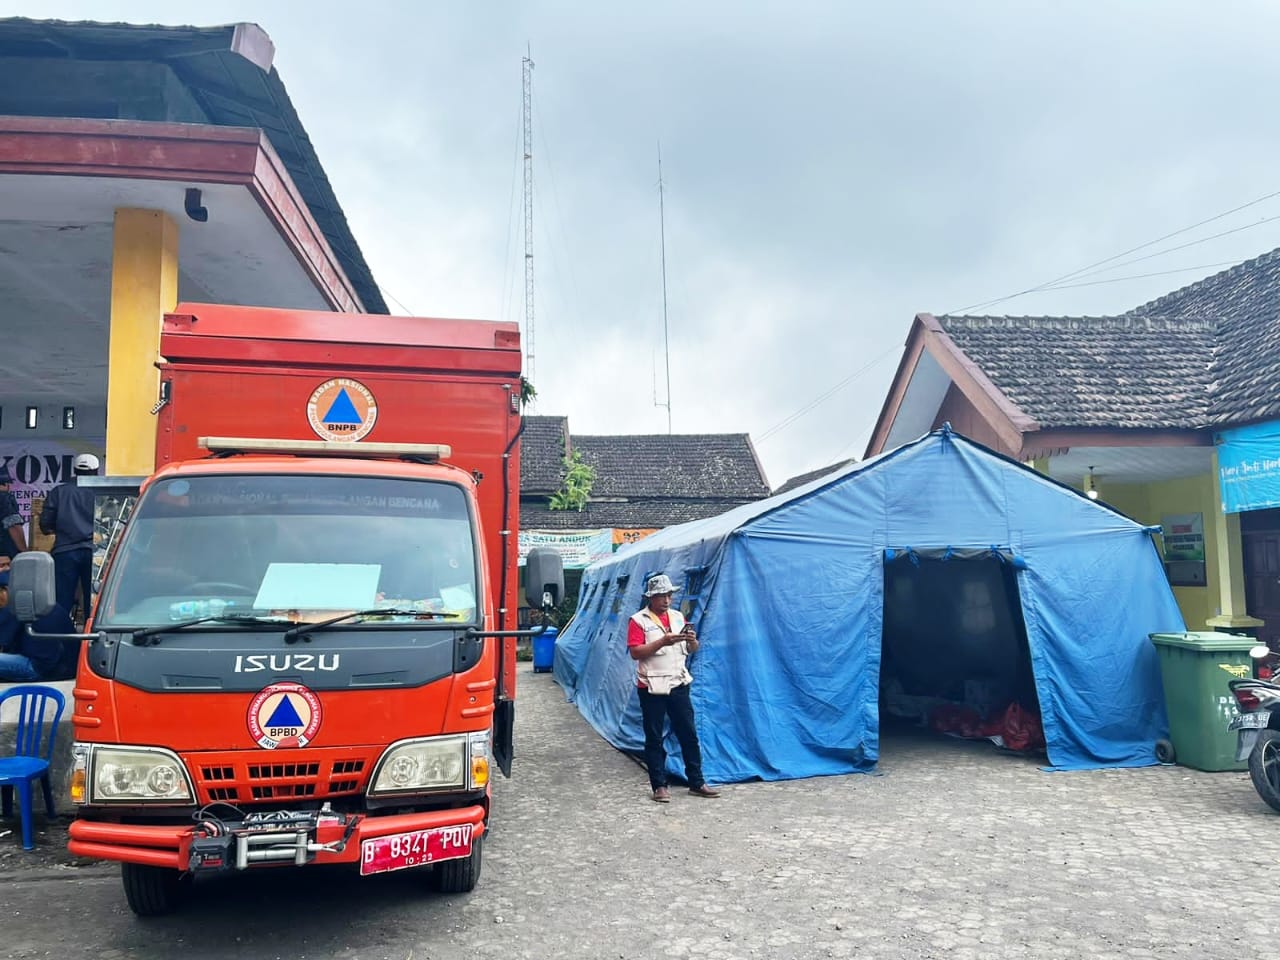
6, 304, 562, 915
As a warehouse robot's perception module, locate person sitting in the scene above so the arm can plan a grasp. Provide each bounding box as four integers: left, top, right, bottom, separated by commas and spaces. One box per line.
0, 563, 78, 682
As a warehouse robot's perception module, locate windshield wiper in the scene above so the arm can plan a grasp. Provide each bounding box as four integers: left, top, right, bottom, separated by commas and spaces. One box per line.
283, 608, 458, 644
131, 614, 293, 644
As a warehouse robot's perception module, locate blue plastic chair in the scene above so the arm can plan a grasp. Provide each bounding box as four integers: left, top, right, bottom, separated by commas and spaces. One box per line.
0, 685, 66, 850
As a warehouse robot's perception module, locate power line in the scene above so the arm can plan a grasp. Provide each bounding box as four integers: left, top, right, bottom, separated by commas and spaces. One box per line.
377, 285, 416, 316
949, 186, 1280, 314
1034, 260, 1244, 292
756, 344, 901, 444
1038, 216, 1280, 287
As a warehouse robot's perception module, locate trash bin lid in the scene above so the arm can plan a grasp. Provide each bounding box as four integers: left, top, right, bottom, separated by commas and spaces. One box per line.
1149, 631, 1259, 652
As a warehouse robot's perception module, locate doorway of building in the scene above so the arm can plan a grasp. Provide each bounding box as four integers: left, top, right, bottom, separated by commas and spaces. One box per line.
1243, 508, 1280, 649
879, 552, 1041, 751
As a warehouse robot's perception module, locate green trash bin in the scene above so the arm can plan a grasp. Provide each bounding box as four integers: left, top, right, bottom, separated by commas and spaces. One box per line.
1149, 632, 1258, 771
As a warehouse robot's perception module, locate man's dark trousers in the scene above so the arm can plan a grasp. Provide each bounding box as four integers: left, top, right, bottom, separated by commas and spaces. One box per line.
638, 683, 705, 791
53, 547, 93, 618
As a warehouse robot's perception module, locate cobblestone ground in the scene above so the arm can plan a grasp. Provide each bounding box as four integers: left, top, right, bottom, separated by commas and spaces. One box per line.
0, 665, 1276, 959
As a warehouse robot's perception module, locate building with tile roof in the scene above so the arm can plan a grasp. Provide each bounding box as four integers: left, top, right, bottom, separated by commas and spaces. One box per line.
867, 247, 1280, 645
0, 16, 385, 530
773, 459, 857, 495
517, 415, 770, 575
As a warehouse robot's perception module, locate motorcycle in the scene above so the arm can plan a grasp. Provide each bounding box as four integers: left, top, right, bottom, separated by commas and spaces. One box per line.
1228, 644, 1280, 812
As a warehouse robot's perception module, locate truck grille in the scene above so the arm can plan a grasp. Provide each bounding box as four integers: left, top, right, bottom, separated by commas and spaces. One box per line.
194, 755, 368, 804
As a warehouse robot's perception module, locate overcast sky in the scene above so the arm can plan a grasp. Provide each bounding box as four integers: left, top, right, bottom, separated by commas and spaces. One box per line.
12, 1, 1280, 487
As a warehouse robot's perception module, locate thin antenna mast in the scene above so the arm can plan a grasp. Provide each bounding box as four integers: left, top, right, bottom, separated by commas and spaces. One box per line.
657, 143, 672, 434
522, 48, 536, 391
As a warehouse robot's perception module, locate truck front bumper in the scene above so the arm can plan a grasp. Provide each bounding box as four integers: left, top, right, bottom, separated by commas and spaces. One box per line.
68, 804, 487, 873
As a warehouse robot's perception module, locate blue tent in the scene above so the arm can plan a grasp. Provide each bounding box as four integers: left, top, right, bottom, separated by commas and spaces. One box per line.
553, 427, 1184, 782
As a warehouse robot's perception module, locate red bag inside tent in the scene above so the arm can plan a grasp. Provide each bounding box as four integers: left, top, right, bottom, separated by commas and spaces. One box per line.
928, 703, 984, 738
998, 702, 1045, 752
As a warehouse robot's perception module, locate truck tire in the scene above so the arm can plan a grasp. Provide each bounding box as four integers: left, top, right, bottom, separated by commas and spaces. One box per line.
433, 835, 482, 893
121, 862, 187, 917
1248, 730, 1280, 813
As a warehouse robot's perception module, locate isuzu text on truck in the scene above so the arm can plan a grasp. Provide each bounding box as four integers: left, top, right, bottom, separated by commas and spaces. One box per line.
9, 304, 562, 916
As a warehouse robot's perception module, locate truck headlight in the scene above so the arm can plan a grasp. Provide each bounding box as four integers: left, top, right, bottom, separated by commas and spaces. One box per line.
87, 745, 194, 804
368, 735, 471, 795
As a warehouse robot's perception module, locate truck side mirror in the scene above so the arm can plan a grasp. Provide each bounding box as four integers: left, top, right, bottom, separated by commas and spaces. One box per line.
524, 547, 564, 610
9, 552, 56, 623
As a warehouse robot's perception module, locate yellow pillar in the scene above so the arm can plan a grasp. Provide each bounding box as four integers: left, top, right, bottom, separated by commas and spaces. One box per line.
1028, 456, 1050, 475
1205, 449, 1264, 632
107, 209, 178, 476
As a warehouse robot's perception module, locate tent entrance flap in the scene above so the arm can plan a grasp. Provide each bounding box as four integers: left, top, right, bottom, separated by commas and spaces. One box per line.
879, 553, 1040, 744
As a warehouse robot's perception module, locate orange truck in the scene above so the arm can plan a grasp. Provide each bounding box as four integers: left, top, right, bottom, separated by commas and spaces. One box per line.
8, 303, 562, 915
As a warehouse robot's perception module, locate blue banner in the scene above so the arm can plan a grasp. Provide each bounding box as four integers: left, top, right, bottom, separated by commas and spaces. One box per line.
1217, 420, 1280, 513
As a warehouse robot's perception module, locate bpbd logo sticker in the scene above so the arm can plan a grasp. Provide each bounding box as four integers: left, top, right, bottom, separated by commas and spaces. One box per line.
307, 378, 377, 442
248, 682, 323, 750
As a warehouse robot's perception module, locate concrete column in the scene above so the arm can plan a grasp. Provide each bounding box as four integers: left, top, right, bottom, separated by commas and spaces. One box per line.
107, 208, 178, 475
1206, 448, 1264, 632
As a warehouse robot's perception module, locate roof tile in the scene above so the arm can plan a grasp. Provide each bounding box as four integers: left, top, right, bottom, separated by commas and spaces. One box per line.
937, 314, 1217, 429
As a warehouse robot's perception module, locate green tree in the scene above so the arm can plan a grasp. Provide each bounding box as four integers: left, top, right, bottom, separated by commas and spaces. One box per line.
520, 376, 537, 409
549, 450, 595, 512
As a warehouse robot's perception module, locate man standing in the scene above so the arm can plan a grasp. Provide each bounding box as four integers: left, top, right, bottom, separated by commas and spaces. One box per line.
39, 453, 99, 618
0, 465, 27, 560
627, 573, 721, 803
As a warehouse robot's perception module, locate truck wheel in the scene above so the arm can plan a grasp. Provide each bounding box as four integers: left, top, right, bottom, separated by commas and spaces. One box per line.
121, 862, 187, 917
1248, 730, 1280, 813
1154, 739, 1176, 764
433, 835, 483, 893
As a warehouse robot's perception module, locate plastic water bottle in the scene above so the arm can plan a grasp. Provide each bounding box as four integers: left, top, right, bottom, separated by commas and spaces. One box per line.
168, 598, 230, 621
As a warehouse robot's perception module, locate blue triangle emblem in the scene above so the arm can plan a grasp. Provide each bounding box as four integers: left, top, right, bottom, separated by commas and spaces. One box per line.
322, 389, 362, 425
265, 695, 305, 729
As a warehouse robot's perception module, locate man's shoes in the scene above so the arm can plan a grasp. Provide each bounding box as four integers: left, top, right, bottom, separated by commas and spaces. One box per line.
688, 784, 721, 798
651, 787, 671, 803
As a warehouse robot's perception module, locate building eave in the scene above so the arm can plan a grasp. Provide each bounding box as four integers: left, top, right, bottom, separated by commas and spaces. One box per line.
0, 115, 362, 312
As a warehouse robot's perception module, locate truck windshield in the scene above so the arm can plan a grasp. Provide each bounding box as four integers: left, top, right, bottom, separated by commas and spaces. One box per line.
95, 474, 478, 630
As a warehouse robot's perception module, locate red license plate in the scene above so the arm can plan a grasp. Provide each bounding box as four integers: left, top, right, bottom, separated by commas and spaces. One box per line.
359, 824, 473, 876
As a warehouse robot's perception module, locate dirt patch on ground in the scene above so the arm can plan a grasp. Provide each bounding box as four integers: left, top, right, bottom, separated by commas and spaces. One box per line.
0, 815, 103, 875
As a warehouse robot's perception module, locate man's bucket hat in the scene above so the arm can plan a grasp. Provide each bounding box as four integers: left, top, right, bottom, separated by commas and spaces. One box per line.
643, 574, 680, 597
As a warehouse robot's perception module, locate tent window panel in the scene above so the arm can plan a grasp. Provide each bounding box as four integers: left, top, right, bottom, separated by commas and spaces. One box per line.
611, 575, 630, 615
681, 565, 709, 619
959, 580, 996, 634
596, 583, 609, 611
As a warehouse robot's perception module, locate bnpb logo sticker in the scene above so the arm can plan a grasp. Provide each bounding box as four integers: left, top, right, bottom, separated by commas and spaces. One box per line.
248, 682, 323, 750
307, 378, 377, 442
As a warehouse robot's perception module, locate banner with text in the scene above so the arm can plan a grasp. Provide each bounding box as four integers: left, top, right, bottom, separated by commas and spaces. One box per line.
612, 528, 658, 548
1217, 420, 1280, 513
518, 528, 614, 569
1, 439, 106, 536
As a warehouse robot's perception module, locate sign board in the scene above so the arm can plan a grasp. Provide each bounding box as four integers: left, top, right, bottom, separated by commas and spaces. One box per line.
1161, 512, 1206, 587
1217, 420, 1280, 514
0, 439, 106, 538
612, 528, 658, 548
517, 529, 614, 570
